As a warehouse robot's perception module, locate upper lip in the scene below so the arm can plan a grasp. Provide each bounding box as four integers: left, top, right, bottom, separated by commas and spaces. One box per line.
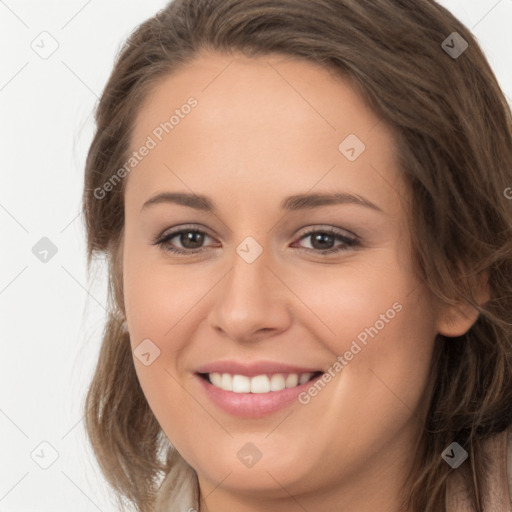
195, 360, 324, 377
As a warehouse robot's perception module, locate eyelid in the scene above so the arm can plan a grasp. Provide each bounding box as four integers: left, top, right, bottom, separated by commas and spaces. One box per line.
295, 224, 357, 240
152, 223, 215, 247
154, 223, 213, 240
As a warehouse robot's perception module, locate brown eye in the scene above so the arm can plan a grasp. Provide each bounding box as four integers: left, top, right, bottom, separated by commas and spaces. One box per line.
294, 228, 359, 254
309, 232, 336, 250
175, 230, 206, 250
153, 226, 214, 255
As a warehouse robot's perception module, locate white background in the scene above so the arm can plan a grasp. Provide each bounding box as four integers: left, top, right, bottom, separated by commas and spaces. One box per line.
1, 0, 511, 510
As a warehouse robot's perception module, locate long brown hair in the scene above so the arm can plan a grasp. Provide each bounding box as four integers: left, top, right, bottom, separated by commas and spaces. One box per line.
82, 1, 512, 510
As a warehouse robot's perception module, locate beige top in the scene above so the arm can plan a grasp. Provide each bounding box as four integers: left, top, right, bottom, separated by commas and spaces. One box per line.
446, 429, 512, 512
155, 429, 512, 512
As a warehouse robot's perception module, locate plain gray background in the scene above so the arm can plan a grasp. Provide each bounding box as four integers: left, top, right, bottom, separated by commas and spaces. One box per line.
1, 0, 511, 510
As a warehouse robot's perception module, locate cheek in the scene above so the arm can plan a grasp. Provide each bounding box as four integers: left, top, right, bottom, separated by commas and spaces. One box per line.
279, 251, 420, 354
122, 247, 208, 453
123, 244, 210, 347
122, 242, 220, 434
281, 253, 437, 419
276, 265, 437, 477
318, 297, 436, 474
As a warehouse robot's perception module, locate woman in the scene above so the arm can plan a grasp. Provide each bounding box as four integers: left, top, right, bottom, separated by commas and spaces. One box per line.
82, 1, 512, 510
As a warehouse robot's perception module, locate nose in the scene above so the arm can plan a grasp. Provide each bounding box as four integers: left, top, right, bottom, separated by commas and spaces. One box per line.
207, 247, 292, 343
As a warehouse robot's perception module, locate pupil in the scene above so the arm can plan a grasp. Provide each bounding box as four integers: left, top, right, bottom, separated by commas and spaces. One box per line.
312, 233, 334, 250
181, 231, 204, 249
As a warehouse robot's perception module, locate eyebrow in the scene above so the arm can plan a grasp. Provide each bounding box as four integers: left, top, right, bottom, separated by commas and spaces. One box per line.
140, 191, 383, 213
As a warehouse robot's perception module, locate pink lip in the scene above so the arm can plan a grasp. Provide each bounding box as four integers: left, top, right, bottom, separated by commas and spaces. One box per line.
194, 372, 324, 418
195, 360, 323, 377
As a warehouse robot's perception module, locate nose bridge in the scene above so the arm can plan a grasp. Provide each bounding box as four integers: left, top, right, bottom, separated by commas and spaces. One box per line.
207, 237, 290, 341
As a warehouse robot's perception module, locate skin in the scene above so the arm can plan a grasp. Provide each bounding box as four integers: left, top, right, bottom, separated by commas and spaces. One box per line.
121, 51, 480, 512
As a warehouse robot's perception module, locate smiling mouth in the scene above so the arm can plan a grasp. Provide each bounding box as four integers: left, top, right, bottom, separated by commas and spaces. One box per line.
197, 371, 324, 394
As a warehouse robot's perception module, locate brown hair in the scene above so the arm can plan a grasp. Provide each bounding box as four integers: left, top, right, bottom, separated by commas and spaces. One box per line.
82, 1, 512, 510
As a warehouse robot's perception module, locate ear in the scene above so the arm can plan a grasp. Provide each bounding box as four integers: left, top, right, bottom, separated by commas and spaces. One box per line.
436, 271, 490, 338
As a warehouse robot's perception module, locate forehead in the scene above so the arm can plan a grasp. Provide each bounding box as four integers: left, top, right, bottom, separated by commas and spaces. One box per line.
126, 51, 405, 215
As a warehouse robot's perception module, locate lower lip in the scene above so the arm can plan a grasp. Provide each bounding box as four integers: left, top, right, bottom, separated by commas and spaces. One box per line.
195, 373, 324, 418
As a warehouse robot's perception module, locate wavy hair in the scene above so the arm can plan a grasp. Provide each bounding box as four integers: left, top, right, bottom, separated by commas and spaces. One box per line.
82, 1, 512, 510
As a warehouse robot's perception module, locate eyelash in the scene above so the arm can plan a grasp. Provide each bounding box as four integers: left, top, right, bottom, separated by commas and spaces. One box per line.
152, 224, 359, 256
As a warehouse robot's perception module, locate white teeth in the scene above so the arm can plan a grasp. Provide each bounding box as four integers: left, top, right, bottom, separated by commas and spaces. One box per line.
250, 375, 270, 393
285, 373, 299, 387
207, 372, 317, 393
299, 372, 313, 385
232, 374, 251, 393
209, 372, 223, 388
220, 373, 232, 391
270, 374, 286, 391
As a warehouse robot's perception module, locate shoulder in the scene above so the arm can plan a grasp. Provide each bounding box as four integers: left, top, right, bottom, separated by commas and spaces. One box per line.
154, 451, 199, 512
446, 429, 511, 512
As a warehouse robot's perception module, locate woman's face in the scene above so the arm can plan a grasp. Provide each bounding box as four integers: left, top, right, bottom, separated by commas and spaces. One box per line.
122, 52, 464, 510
